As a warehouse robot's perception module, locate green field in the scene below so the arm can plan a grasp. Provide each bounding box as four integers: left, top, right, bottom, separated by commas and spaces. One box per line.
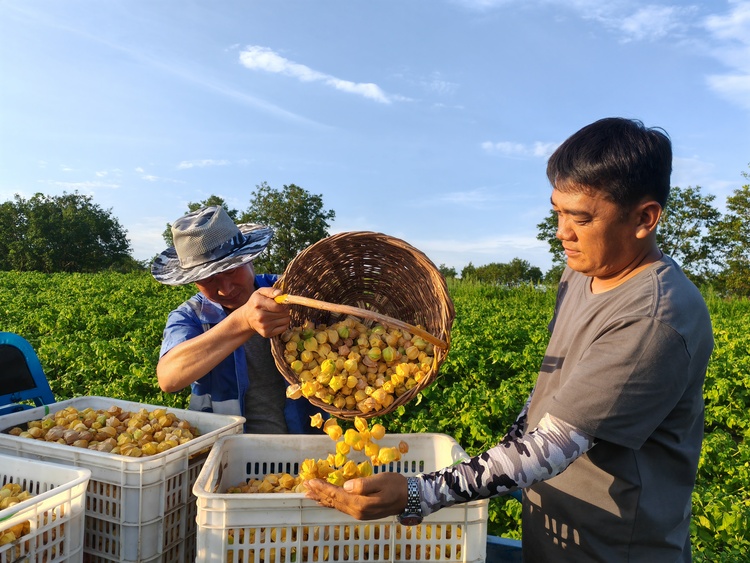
1, 271, 747, 560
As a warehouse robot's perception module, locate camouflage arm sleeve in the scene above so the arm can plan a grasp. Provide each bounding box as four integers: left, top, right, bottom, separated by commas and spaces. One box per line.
502, 390, 534, 441
418, 413, 595, 516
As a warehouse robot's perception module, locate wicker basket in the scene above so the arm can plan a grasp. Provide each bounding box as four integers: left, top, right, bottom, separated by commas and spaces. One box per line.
271, 231, 455, 419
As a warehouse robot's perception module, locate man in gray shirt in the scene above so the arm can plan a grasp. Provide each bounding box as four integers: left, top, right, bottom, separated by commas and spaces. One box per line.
305, 117, 714, 562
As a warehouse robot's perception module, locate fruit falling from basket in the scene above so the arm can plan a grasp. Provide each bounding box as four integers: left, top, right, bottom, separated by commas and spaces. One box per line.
225, 415, 408, 494
279, 316, 436, 415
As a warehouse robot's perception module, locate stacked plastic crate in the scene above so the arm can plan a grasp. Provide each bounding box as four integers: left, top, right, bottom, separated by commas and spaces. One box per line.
0, 396, 244, 562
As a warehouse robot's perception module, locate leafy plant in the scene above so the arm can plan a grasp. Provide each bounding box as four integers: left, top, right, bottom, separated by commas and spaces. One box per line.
1, 272, 747, 558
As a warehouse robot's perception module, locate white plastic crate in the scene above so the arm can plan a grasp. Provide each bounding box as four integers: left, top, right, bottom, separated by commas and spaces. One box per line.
0, 396, 244, 562
0, 453, 90, 563
194, 433, 489, 563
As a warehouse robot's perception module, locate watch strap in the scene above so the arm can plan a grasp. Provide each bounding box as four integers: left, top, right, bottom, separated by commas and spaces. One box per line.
398, 476, 423, 525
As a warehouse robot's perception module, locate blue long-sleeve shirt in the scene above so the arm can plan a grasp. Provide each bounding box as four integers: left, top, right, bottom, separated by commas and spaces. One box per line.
159, 274, 325, 433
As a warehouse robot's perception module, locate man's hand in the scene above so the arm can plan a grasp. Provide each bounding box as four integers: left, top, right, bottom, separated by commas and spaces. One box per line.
239, 287, 291, 338
304, 472, 408, 521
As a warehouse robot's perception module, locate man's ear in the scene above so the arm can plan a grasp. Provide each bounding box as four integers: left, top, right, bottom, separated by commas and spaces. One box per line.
635, 200, 663, 239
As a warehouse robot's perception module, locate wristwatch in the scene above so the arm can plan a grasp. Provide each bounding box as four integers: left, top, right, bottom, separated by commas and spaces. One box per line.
397, 476, 423, 526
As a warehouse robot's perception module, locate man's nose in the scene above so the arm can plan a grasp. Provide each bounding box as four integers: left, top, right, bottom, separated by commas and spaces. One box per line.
215, 274, 233, 295
556, 220, 574, 241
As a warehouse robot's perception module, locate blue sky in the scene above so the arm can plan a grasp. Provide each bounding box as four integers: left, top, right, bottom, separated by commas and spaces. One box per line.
2, 0, 749, 274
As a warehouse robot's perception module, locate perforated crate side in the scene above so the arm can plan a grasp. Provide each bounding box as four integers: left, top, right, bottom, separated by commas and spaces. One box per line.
79, 453, 212, 562
0, 396, 244, 562
0, 454, 90, 563
194, 434, 489, 563
78, 446, 214, 561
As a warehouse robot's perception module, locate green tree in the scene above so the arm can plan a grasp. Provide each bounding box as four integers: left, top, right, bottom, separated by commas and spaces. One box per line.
162, 195, 240, 247
536, 209, 565, 266
513, 258, 543, 285
0, 192, 135, 272
240, 182, 335, 274
474, 262, 503, 284
714, 168, 750, 296
534, 209, 567, 283
657, 186, 725, 283
438, 264, 458, 279
474, 258, 542, 286
543, 263, 566, 284
460, 262, 477, 280
0, 200, 23, 270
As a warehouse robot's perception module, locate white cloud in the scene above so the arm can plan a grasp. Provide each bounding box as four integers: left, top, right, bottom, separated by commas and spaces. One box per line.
137, 172, 184, 184
481, 140, 558, 158
705, 73, 750, 109
532, 142, 559, 157
423, 234, 545, 254
95, 168, 122, 178
49, 180, 120, 192
239, 45, 393, 104
128, 215, 172, 260
422, 72, 459, 96
672, 155, 742, 203
481, 141, 524, 155
703, 1, 750, 110
439, 188, 501, 205
705, 0, 750, 41
504, 2, 749, 114
618, 5, 690, 42
414, 233, 552, 272
449, 0, 514, 10
130, 166, 183, 183
556, 1, 750, 111
454, 0, 696, 42
177, 159, 230, 170
422, 186, 541, 212
328, 215, 379, 235
557, 1, 698, 43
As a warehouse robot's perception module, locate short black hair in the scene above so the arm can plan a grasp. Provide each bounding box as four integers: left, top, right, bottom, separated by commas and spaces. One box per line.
546, 117, 672, 208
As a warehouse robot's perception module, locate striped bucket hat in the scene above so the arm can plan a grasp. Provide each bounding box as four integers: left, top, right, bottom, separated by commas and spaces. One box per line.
151, 206, 272, 286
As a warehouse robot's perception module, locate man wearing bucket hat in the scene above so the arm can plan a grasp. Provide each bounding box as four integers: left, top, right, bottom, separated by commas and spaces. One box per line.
152, 205, 324, 434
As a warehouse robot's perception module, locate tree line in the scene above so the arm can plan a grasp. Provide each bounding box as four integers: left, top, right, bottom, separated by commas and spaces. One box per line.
0, 183, 334, 276
438, 259, 544, 287
1, 169, 749, 295
0, 192, 141, 273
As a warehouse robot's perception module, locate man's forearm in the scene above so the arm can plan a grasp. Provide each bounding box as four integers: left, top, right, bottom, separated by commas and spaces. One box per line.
419, 413, 595, 515
157, 313, 256, 392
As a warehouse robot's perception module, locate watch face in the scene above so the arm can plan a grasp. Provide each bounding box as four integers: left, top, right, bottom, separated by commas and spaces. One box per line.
398, 514, 423, 526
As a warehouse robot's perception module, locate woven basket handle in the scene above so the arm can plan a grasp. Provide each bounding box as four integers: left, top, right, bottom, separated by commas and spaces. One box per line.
274, 294, 448, 349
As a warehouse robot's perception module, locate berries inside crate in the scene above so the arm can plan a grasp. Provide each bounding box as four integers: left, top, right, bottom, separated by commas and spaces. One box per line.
0, 453, 90, 563
193, 433, 489, 563
0, 396, 244, 562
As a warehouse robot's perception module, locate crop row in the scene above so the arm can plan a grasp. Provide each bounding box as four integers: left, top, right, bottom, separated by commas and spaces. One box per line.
0, 272, 747, 560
